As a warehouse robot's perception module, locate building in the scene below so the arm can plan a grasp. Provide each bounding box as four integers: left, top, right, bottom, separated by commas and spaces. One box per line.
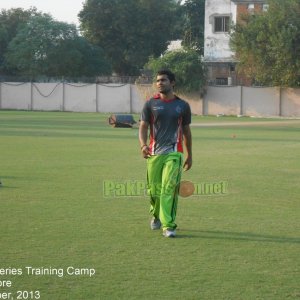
166, 40, 183, 52
204, 0, 268, 86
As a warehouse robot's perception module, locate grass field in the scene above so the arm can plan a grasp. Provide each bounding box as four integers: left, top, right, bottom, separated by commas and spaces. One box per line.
0, 110, 299, 300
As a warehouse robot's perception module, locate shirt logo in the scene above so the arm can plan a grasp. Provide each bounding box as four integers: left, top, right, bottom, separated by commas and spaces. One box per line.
153, 106, 164, 111
176, 106, 182, 114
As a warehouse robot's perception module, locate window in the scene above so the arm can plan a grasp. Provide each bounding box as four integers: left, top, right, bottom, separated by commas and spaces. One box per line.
214, 16, 230, 33
262, 4, 269, 12
247, 3, 255, 11
216, 78, 228, 85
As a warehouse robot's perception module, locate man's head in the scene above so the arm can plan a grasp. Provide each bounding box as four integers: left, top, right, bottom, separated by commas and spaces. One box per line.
156, 69, 176, 95
157, 69, 176, 83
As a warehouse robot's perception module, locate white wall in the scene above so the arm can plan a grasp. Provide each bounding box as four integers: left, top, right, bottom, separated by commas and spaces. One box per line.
131, 85, 148, 113
205, 86, 241, 115
242, 87, 280, 116
0, 82, 136, 113
204, 86, 300, 117
1, 82, 300, 117
281, 88, 300, 117
64, 83, 96, 112
99, 84, 131, 113
33, 83, 62, 111
1, 82, 31, 110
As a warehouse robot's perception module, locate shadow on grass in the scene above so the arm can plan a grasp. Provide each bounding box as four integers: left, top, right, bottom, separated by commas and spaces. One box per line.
0, 176, 20, 189
0, 186, 19, 189
178, 229, 300, 244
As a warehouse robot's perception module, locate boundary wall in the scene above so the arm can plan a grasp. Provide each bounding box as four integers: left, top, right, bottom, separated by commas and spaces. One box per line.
204, 86, 300, 117
0, 82, 299, 117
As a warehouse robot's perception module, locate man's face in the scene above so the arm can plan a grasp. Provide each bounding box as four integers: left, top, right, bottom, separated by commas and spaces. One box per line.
156, 74, 174, 94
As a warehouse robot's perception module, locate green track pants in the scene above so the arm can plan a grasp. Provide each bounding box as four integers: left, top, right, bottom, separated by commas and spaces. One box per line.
146, 152, 183, 230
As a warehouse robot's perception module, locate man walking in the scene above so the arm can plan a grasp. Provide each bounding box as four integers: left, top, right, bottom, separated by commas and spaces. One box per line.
139, 69, 192, 238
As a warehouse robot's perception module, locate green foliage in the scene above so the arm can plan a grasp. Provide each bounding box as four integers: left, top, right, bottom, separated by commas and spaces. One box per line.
230, 0, 300, 87
181, 0, 205, 54
4, 14, 111, 78
0, 7, 41, 72
145, 49, 206, 92
79, 0, 182, 75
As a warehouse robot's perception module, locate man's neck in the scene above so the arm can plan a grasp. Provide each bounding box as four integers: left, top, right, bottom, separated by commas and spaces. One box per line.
159, 91, 175, 101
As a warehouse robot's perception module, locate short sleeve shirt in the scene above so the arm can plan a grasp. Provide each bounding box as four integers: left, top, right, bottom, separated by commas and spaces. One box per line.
140, 94, 191, 155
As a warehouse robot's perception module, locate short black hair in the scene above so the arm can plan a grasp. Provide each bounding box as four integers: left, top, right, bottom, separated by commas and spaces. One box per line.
157, 69, 176, 82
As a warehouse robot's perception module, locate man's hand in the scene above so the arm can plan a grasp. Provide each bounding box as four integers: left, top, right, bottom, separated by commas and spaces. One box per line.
183, 156, 192, 171
141, 145, 151, 159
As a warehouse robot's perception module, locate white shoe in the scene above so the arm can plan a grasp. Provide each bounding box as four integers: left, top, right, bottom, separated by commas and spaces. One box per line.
150, 218, 161, 230
163, 228, 176, 238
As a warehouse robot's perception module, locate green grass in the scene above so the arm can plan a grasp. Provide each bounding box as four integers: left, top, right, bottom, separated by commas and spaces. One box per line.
0, 110, 299, 300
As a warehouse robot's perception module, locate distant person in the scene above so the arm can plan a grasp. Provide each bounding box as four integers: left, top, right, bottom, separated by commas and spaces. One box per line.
139, 69, 192, 238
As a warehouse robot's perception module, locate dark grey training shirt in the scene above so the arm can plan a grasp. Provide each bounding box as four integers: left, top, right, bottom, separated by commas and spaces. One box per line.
141, 94, 191, 155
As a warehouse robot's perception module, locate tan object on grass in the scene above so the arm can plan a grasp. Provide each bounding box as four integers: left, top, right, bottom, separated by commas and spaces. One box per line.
179, 180, 195, 197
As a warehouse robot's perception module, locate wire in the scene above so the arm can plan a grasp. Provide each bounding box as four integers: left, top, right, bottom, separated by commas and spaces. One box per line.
32, 82, 61, 98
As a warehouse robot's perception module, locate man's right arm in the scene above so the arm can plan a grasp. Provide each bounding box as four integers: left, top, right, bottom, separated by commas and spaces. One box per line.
139, 120, 151, 158
182, 124, 192, 171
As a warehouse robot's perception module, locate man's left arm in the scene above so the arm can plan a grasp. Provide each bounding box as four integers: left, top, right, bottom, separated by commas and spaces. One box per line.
182, 124, 192, 171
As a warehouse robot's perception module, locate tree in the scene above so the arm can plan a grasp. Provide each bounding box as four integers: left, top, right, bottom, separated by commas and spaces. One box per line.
181, 0, 205, 55
4, 14, 111, 79
145, 49, 206, 92
0, 7, 41, 73
79, 0, 182, 75
230, 0, 300, 87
